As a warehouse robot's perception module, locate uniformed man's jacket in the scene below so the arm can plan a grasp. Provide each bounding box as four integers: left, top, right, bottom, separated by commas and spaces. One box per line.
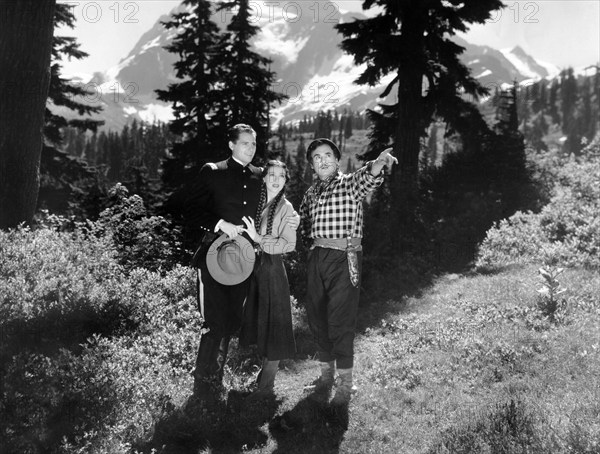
188, 157, 263, 240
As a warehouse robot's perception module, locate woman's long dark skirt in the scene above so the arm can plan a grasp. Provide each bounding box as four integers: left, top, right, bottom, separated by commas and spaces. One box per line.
240, 253, 296, 360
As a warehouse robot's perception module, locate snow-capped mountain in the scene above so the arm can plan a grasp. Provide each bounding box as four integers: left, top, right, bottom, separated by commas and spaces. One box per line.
62, 4, 563, 131
454, 37, 560, 88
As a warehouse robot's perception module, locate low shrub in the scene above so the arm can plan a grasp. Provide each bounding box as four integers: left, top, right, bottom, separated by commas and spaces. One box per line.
0, 219, 200, 453
1, 264, 199, 454
0, 226, 127, 349
91, 183, 184, 272
476, 149, 600, 269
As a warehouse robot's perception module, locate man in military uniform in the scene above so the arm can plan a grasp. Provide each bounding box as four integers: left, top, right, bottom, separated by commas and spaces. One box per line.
189, 124, 298, 401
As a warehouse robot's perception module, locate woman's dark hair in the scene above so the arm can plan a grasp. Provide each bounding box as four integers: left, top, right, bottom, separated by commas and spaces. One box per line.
228, 123, 256, 143
254, 160, 288, 236
306, 138, 341, 162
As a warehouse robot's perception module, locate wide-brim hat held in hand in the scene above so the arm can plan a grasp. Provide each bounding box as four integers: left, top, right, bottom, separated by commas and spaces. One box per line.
206, 234, 256, 285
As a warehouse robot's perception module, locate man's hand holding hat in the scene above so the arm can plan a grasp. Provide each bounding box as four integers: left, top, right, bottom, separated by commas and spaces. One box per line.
218, 220, 244, 238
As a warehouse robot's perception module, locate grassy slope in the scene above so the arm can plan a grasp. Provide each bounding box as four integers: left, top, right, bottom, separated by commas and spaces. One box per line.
7, 130, 593, 453
140, 264, 599, 454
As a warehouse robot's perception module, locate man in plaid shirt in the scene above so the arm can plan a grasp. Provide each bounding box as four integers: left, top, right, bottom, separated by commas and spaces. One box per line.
300, 138, 397, 405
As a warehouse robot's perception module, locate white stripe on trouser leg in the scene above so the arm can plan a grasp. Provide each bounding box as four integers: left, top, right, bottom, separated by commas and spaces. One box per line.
197, 268, 205, 319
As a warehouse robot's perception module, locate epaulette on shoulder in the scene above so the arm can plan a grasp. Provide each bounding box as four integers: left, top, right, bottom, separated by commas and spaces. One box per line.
248, 164, 263, 176
202, 160, 227, 171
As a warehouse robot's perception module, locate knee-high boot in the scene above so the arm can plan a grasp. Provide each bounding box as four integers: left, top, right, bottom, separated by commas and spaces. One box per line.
214, 336, 231, 383
192, 335, 218, 397
247, 358, 279, 401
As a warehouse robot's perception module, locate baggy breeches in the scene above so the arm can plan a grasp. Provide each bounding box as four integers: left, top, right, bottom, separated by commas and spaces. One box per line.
305, 247, 362, 369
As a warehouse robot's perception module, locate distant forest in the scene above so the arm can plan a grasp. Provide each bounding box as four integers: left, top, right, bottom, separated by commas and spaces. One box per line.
46, 68, 599, 226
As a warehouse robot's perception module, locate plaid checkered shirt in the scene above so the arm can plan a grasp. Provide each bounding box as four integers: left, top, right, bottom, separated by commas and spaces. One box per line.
299, 161, 384, 242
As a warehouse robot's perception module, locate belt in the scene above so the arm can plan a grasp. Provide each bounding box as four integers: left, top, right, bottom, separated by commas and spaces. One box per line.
312, 237, 362, 251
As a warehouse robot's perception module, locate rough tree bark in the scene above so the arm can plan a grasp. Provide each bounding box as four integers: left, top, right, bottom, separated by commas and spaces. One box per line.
0, 0, 56, 228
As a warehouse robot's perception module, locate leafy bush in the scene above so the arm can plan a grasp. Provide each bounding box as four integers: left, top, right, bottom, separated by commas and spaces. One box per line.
1, 254, 199, 453
0, 211, 194, 351
91, 183, 183, 272
476, 148, 600, 269
0, 217, 202, 453
3, 310, 200, 454
0, 225, 127, 346
474, 211, 545, 267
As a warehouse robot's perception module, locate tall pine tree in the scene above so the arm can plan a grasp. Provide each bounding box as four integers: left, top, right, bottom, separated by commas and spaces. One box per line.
155, 0, 222, 236
344, 111, 353, 143
156, 0, 222, 187
336, 0, 502, 250
548, 77, 560, 124
492, 82, 529, 217
561, 68, 582, 154
45, 3, 103, 146
287, 136, 308, 210
40, 4, 104, 220
157, 0, 285, 247
212, 0, 285, 161
580, 74, 596, 142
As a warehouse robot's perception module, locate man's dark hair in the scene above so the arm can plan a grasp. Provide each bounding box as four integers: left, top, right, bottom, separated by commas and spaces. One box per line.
306, 138, 341, 162
228, 124, 256, 143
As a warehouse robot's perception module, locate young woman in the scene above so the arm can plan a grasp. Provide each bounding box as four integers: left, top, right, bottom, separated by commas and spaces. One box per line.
240, 160, 297, 400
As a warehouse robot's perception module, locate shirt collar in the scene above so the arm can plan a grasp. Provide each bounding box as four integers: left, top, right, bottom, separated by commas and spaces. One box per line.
228, 156, 247, 169
317, 170, 340, 185
313, 171, 340, 194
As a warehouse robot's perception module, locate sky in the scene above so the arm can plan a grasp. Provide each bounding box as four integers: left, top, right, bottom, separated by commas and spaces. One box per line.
57, 0, 600, 77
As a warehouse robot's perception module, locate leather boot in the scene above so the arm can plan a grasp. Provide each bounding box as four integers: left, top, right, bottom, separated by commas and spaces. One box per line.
214, 336, 231, 383
192, 335, 217, 398
247, 359, 279, 401
331, 367, 357, 405
304, 360, 335, 402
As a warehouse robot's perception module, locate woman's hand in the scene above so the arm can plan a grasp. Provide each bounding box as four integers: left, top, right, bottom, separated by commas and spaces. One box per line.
242, 216, 261, 243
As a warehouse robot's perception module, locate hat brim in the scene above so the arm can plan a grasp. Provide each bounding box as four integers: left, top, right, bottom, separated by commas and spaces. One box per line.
206, 233, 256, 285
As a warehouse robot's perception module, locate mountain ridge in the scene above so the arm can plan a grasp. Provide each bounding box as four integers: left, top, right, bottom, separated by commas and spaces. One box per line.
58, 6, 573, 131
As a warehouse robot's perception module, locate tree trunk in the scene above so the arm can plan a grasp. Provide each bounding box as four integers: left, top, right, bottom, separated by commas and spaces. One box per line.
393, 64, 422, 199
0, 0, 56, 228
390, 8, 426, 251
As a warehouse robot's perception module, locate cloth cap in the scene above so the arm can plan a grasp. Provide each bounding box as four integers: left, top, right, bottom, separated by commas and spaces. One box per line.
306, 138, 341, 162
